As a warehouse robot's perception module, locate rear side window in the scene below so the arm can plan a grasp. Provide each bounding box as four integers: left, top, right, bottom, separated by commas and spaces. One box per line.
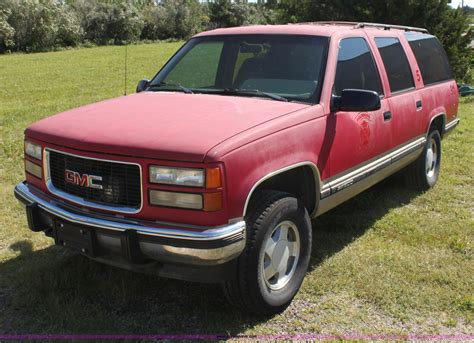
334, 37, 383, 96
375, 37, 414, 93
404, 33, 453, 85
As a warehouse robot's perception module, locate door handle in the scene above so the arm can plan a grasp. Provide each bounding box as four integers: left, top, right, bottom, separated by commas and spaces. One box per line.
383, 111, 392, 121
416, 100, 423, 110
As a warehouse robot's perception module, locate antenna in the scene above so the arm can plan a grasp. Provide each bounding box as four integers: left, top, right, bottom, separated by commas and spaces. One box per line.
124, 44, 128, 96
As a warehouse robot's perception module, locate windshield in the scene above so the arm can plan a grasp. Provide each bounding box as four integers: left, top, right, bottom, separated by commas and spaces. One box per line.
150, 35, 329, 103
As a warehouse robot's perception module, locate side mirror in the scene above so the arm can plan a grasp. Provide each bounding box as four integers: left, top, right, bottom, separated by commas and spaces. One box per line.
331, 89, 381, 112
136, 79, 150, 93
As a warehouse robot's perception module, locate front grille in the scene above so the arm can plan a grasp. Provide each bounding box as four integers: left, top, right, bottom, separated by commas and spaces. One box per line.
48, 150, 141, 210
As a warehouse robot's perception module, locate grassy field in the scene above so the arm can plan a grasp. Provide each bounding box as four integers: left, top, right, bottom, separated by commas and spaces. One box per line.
0, 43, 473, 337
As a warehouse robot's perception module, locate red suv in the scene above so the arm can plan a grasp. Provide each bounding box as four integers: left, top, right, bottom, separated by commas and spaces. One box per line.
15, 22, 459, 314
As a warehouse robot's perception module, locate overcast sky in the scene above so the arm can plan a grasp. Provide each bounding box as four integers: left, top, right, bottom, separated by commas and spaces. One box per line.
449, 0, 474, 7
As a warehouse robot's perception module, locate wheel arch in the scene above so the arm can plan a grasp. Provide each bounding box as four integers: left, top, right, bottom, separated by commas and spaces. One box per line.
427, 112, 446, 138
242, 162, 321, 218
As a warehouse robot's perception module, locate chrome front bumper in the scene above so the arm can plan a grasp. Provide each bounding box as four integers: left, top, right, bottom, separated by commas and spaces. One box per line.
14, 182, 246, 267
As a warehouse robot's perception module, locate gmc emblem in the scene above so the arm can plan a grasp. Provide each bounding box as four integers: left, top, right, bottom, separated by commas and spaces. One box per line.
65, 170, 103, 190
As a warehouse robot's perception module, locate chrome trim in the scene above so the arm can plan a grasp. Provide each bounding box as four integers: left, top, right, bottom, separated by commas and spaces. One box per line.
303, 22, 429, 33
137, 238, 245, 265
14, 182, 246, 265
242, 138, 426, 220
316, 141, 424, 216
356, 22, 429, 33
445, 118, 459, 132
15, 182, 245, 241
43, 148, 143, 214
426, 113, 446, 135
242, 161, 321, 218
320, 136, 426, 197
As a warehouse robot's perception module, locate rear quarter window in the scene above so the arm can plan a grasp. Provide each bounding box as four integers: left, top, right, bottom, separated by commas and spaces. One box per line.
404, 33, 453, 85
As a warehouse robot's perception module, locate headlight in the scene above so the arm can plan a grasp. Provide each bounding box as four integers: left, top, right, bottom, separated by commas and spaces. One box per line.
149, 190, 203, 209
25, 141, 42, 160
149, 166, 204, 187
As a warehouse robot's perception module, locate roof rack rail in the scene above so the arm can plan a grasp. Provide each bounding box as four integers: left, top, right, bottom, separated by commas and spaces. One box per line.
292, 21, 358, 27
293, 21, 429, 33
298, 21, 357, 26
355, 22, 429, 33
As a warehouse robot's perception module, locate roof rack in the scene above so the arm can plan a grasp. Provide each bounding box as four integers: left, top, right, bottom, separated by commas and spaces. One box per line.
355, 22, 428, 33
294, 21, 429, 33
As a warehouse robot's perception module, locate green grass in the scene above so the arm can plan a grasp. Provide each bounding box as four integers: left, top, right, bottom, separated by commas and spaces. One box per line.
0, 43, 473, 337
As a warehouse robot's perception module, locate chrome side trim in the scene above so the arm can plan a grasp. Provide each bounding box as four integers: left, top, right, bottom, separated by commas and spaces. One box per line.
316, 140, 424, 216
15, 182, 245, 242
427, 112, 446, 135
43, 148, 143, 214
320, 136, 426, 198
242, 161, 321, 218
445, 118, 460, 132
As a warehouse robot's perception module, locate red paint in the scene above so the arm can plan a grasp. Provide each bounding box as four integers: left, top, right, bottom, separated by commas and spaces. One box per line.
24, 24, 459, 227
356, 112, 373, 148
26, 92, 308, 163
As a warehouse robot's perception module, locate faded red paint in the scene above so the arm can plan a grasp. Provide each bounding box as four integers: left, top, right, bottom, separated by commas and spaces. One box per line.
24, 24, 459, 227
356, 112, 373, 148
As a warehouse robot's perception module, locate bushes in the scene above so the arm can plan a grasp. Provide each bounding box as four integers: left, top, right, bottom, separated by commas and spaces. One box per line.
0, 8, 14, 52
209, 0, 274, 28
71, 0, 143, 45
141, 0, 209, 41
0, 0, 208, 52
56, 5, 83, 48
0, 0, 82, 52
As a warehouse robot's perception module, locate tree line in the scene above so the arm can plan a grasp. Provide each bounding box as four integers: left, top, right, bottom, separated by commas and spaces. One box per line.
0, 0, 472, 81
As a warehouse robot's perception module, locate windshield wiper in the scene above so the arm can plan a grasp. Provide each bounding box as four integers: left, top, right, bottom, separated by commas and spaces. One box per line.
222, 88, 288, 102
148, 82, 194, 94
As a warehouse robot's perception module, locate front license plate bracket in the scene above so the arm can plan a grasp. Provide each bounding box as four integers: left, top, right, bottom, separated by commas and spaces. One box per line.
53, 221, 98, 257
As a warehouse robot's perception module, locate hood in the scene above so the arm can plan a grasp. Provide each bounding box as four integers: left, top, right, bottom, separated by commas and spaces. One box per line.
26, 92, 308, 162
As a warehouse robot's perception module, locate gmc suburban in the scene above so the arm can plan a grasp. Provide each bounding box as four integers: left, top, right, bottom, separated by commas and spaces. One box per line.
14, 22, 460, 314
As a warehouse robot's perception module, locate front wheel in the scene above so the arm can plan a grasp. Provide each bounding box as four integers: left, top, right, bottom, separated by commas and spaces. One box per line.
404, 130, 442, 191
223, 191, 312, 315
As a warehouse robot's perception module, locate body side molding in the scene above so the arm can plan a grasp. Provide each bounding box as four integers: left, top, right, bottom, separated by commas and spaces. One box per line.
321, 136, 426, 198
444, 118, 460, 133
315, 136, 426, 217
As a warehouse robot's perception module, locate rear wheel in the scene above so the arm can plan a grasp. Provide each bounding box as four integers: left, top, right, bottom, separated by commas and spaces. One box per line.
223, 190, 312, 315
404, 130, 441, 191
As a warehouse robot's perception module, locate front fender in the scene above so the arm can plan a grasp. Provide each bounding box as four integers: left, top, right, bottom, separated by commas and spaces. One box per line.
219, 117, 327, 219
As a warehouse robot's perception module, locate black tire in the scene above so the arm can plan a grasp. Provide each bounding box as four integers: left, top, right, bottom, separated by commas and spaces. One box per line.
404, 130, 442, 191
223, 190, 312, 315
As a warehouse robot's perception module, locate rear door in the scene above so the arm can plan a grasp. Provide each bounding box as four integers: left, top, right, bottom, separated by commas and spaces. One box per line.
369, 34, 423, 149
